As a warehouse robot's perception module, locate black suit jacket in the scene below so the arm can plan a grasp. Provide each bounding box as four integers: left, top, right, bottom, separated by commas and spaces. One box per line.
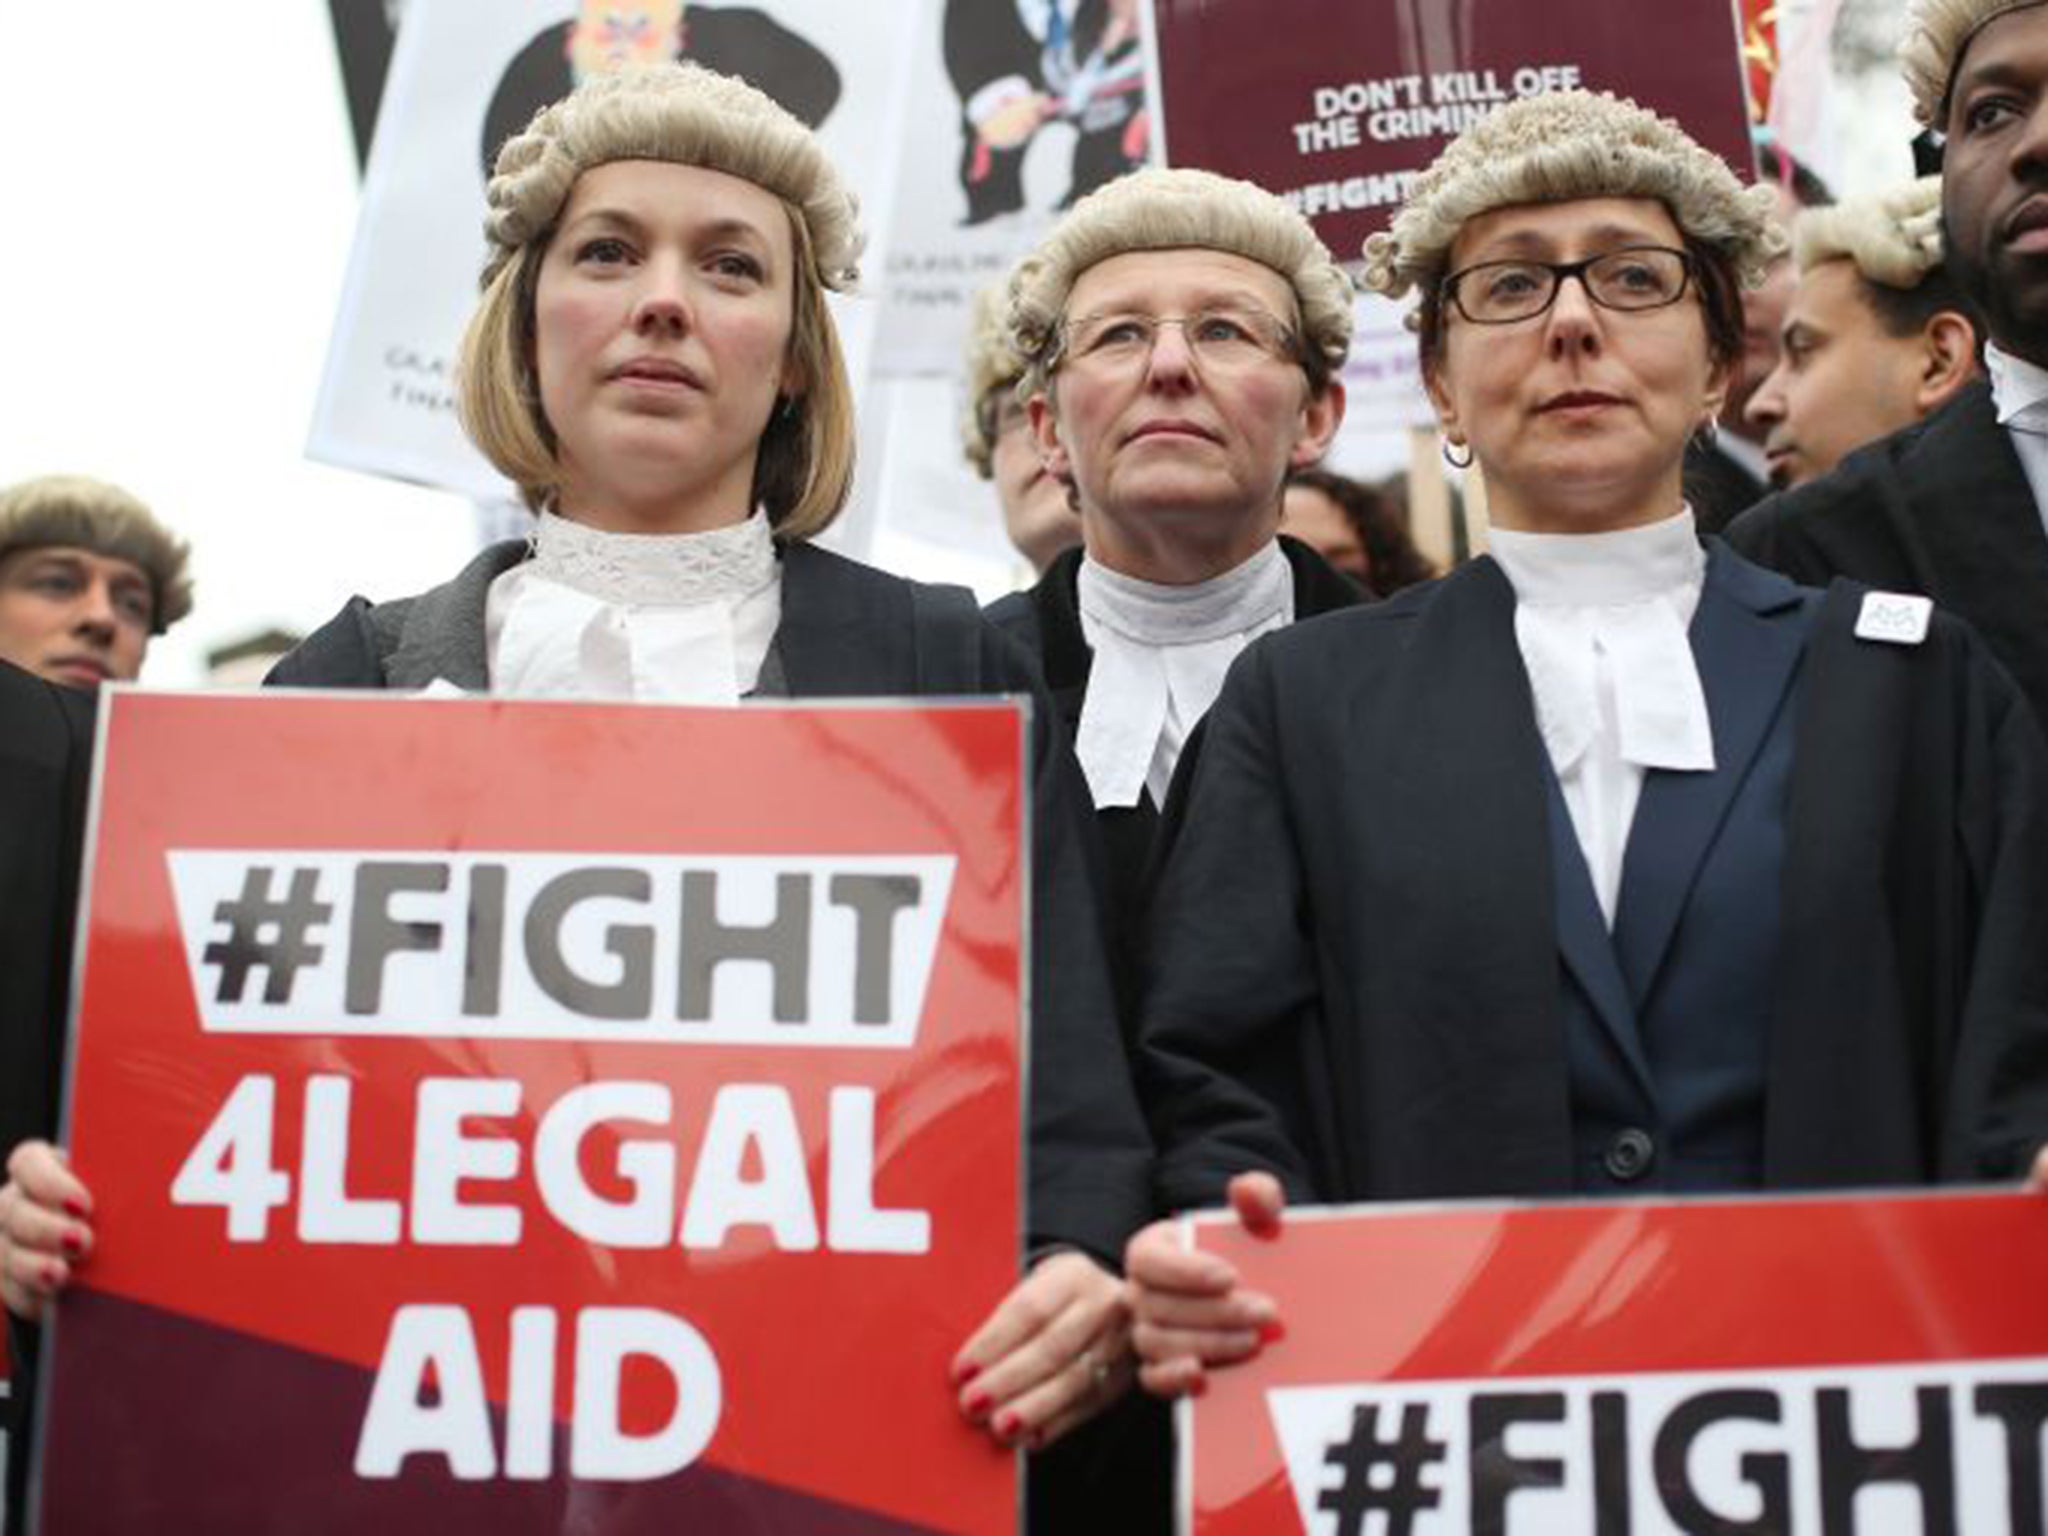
1726, 381, 2048, 731
1140, 546, 2048, 1212
0, 663, 95, 1524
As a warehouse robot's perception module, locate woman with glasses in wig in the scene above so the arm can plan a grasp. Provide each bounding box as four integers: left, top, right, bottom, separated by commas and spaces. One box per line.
1120, 90, 2048, 1395
0, 63, 1152, 1486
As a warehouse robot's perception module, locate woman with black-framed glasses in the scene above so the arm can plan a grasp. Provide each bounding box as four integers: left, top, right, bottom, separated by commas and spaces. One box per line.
1121, 89, 2048, 1397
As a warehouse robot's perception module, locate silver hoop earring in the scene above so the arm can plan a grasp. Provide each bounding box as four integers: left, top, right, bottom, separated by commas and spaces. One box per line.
1442, 439, 1474, 470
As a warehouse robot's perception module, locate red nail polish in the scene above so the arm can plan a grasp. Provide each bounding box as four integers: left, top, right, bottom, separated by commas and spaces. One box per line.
994, 1410, 1021, 1440
61, 1199, 88, 1219
954, 1360, 981, 1387
964, 1389, 992, 1419
60, 1232, 84, 1257
1260, 1317, 1286, 1343
1187, 1374, 1207, 1399
40, 1261, 62, 1287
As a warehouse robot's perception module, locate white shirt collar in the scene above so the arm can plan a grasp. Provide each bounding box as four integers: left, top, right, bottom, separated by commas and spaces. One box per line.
1074, 541, 1294, 808
1987, 342, 2048, 431
1712, 431, 1771, 485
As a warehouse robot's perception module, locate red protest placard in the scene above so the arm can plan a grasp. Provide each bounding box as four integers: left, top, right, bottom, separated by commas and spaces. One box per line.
1184, 1192, 2048, 1534
37, 691, 1025, 1534
1147, 0, 1754, 263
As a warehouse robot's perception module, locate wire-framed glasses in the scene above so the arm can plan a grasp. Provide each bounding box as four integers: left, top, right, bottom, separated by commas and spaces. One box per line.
1058, 307, 1299, 374
1439, 246, 1696, 325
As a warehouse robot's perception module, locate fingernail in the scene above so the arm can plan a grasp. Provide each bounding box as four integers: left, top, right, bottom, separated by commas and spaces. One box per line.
40, 1261, 62, 1287
61, 1232, 84, 1257
994, 1410, 1022, 1441
964, 1389, 992, 1420
1260, 1317, 1286, 1343
1187, 1374, 1207, 1398
61, 1199, 88, 1219
953, 1360, 981, 1387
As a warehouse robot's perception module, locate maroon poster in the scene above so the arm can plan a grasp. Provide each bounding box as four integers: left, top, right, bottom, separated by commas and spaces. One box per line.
1148, 0, 1754, 264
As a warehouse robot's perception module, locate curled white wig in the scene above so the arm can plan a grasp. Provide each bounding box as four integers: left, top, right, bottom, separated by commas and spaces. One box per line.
1360, 90, 1786, 314
960, 283, 1025, 477
1005, 167, 1355, 387
1901, 0, 2048, 125
1794, 176, 1945, 288
480, 61, 863, 290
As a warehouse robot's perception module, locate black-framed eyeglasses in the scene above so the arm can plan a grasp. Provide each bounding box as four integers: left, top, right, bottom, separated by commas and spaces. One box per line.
1439, 245, 1696, 325
1056, 306, 1300, 374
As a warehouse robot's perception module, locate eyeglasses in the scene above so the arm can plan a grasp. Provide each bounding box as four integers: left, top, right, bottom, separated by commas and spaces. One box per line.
1439, 246, 1696, 325
1056, 307, 1299, 375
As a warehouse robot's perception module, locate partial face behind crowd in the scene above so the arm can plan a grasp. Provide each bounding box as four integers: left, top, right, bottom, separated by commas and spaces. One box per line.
1942, 3, 2048, 362
986, 390, 1081, 572
1030, 247, 1341, 576
1745, 259, 1977, 486
0, 544, 153, 690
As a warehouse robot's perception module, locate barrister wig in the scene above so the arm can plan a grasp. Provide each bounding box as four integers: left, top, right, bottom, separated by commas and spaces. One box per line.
0, 475, 191, 633
1005, 167, 1355, 392
961, 283, 1026, 478
457, 63, 862, 536
1794, 177, 1946, 287
1901, 0, 2048, 124
1359, 90, 1787, 320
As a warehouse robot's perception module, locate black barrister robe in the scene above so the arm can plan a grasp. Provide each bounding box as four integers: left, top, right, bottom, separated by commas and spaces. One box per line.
984, 535, 1359, 1536
0, 663, 95, 1525
1726, 381, 2048, 735
1139, 548, 2048, 1213
270, 538, 1155, 1267
985, 535, 1363, 1013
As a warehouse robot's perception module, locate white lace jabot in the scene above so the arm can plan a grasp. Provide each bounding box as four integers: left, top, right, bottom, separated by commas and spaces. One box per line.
1488, 510, 1715, 927
485, 510, 781, 703
1076, 541, 1293, 809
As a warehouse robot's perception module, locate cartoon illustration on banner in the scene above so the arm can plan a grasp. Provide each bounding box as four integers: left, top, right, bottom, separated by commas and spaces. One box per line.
878, 0, 1156, 376
308, 0, 915, 502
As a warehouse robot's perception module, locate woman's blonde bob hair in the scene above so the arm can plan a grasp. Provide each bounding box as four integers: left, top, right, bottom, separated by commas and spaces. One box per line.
1901, 0, 2048, 124
1360, 91, 1786, 313
1005, 166, 1355, 394
456, 63, 862, 539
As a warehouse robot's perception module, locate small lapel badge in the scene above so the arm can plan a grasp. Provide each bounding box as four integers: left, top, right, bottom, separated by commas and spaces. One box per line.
1854, 590, 1934, 646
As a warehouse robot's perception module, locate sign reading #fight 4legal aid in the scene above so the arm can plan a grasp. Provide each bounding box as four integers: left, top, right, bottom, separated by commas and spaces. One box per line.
1182, 1193, 2048, 1535
36, 691, 1025, 1534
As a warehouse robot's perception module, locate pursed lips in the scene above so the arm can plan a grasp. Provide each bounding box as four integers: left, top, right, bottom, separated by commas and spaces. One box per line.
609, 356, 705, 389
49, 654, 110, 683
2003, 195, 2048, 249
1124, 418, 1221, 445
1537, 390, 1627, 413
